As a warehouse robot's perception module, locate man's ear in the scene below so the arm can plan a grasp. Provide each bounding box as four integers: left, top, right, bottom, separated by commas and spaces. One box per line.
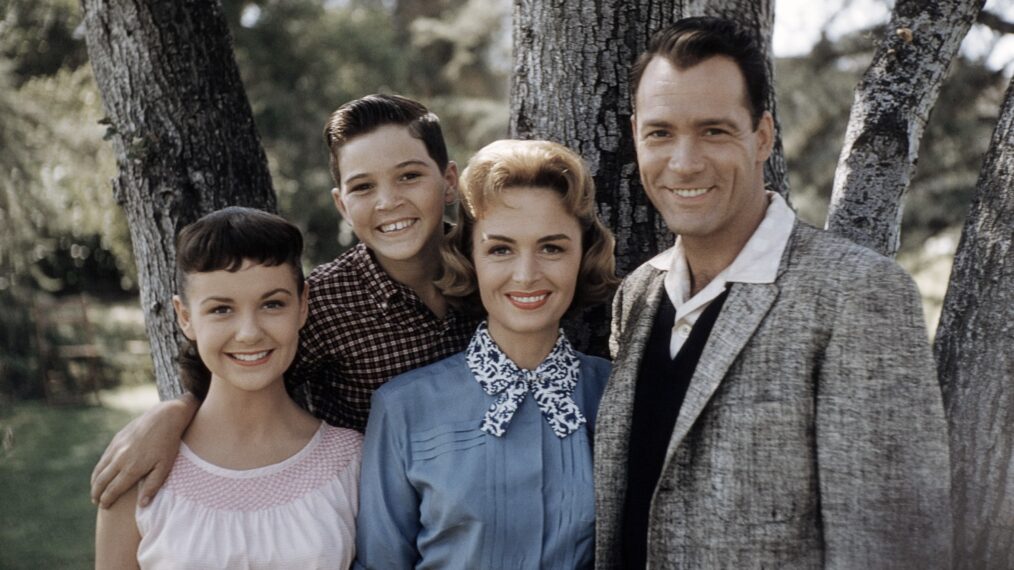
172, 295, 196, 341
755, 111, 774, 163
630, 113, 638, 142
330, 187, 348, 219
442, 161, 460, 205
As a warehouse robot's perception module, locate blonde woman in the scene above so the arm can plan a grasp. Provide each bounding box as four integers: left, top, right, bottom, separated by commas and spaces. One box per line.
355, 140, 617, 569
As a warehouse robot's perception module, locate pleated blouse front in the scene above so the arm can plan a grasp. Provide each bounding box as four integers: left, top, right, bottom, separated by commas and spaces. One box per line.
355, 349, 610, 570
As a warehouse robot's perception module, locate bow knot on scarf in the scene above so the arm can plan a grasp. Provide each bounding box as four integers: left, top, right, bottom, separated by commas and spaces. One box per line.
466, 322, 586, 439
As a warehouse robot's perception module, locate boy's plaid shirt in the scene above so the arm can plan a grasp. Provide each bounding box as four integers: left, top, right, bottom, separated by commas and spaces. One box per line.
286, 243, 478, 432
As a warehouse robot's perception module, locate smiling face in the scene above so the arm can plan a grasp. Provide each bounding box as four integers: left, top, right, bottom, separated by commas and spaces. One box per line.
332, 124, 457, 272
472, 186, 583, 354
633, 55, 773, 254
173, 261, 308, 394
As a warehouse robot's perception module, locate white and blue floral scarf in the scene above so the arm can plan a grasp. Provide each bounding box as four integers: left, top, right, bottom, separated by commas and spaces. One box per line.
466, 321, 586, 439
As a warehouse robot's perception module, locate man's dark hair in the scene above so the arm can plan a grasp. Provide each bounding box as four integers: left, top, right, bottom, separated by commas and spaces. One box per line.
174, 206, 305, 400
630, 17, 769, 127
323, 93, 450, 185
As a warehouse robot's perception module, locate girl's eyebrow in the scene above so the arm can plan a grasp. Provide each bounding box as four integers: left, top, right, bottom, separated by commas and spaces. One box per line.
260, 288, 293, 299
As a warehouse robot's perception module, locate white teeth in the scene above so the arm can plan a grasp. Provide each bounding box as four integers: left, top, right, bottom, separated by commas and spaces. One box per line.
231, 351, 269, 362
670, 187, 710, 198
511, 294, 547, 303
379, 219, 415, 233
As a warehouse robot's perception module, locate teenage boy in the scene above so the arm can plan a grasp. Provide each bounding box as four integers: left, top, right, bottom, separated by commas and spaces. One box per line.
91, 94, 478, 508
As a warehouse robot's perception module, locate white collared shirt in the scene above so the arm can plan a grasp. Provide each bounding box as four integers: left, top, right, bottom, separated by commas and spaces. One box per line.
647, 192, 796, 358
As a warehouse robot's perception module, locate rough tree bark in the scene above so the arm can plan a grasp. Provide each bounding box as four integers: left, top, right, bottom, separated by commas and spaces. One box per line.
935, 75, 1014, 569
510, 0, 784, 354
825, 0, 985, 257
80, 0, 275, 399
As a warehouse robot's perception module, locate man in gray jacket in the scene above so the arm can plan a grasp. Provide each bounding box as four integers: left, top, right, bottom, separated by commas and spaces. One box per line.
594, 17, 951, 569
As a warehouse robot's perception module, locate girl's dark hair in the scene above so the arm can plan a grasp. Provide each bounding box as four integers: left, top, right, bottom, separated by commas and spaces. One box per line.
174, 206, 304, 400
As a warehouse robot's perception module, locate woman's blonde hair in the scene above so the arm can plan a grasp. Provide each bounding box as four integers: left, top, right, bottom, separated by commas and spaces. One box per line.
437, 139, 618, 314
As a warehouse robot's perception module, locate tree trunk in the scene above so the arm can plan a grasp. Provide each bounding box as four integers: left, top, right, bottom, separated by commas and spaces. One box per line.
935, 74, 1014, 569
825, 0, 985, 257
510, 0, 783, 355
80, 0, 275, 400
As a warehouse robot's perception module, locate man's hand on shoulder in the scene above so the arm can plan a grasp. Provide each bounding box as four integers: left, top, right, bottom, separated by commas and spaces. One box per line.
90, 392, 199, 508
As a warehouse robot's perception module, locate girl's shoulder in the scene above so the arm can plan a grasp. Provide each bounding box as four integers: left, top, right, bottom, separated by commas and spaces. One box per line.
318, 424, 363, 461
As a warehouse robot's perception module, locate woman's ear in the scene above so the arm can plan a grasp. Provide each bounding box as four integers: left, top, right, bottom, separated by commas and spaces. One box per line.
172, 295, 196, 341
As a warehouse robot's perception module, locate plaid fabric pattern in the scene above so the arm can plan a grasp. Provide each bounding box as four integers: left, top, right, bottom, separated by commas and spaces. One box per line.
286, 243, 479, 431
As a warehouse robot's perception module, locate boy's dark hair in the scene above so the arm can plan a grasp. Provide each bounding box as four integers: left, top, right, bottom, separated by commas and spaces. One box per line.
630, 16, 769, 127
175, 206, 305, 400
323, 93, 449, 185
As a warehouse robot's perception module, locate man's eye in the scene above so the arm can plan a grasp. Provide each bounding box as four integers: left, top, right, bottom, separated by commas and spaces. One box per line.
647, 130, 670, 139
400, 171, 422, 182
703, 128, 728, 136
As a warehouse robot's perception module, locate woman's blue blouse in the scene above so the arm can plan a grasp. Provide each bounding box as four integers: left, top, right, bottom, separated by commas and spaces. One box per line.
354, 345, 610, 569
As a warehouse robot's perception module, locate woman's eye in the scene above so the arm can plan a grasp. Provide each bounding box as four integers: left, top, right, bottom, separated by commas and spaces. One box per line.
209, 305, 231, 315
348, 182, 372, 193
541, 244, 565, 254
263, 300, 285, 310
488, 245, 512, 256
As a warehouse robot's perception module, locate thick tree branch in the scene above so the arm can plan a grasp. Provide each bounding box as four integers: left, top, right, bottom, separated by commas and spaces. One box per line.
825, 0, 985, 257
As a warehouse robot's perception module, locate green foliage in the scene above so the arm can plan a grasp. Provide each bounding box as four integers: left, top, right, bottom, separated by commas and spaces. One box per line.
0, 0, 87, 84
0, 1, 132, 295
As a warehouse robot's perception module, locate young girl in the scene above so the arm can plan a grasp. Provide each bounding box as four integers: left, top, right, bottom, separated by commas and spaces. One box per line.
355, 139, 618, 568
95, 207, 362, 569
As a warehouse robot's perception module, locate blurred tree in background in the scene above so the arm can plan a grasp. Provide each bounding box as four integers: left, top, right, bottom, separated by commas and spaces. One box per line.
0, 0, 510, 396
0, 0, 1007, 398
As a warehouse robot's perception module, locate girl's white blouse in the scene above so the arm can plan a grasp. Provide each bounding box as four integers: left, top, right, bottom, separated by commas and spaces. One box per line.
135, 423, 361, 569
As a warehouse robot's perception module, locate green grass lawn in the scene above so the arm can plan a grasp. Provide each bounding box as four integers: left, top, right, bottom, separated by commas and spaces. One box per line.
0, 401, 135, 569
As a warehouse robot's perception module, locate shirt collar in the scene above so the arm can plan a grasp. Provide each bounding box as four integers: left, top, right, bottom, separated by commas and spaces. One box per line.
465, 321, 585, 438
649, 192, 796, 307
351, 243, 405, 310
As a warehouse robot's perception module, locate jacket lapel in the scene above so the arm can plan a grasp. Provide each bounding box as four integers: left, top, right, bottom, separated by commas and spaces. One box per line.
660, 222, 803, 466
661, 280, 780, 471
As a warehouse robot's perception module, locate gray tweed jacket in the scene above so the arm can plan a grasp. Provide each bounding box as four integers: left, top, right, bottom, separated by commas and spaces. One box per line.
594, 221, 952, 569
